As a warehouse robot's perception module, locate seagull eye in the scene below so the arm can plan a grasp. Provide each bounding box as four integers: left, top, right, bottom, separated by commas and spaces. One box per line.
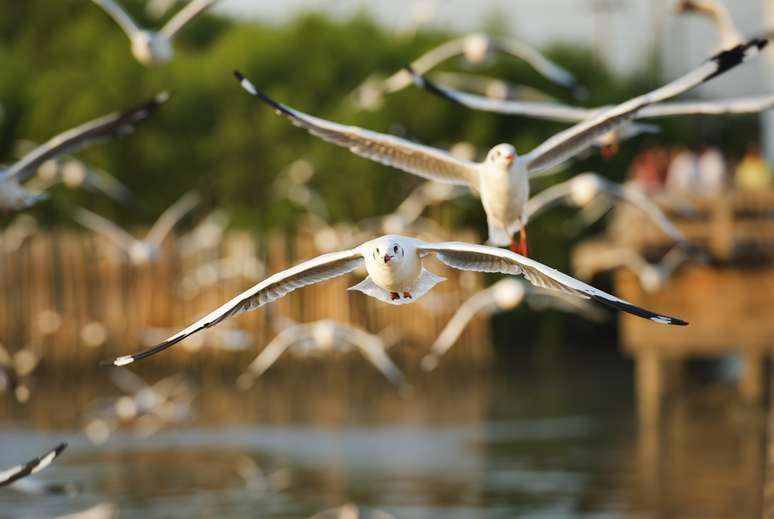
393, 246, 398, 253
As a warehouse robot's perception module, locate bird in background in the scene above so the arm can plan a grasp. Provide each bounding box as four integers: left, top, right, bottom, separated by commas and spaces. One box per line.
674, 0, 743, 49
421, 278, 608, 371
307, 503, 399, 519
0, 92, 168, 211
525, 172, 687, 244
350, 33, 583, 110
75, 191, 199, 266
573, 244, 699, 293
0, 215, 38, 253
234, 38, 765, 256
0, 344, 39, 404
91, 0, 220, 66
236, 317, 407, 394
105, 234, 686, 367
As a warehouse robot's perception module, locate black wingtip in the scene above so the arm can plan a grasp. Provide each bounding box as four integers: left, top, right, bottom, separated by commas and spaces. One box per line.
591, 295, 688, 326
707, 37, 768, 81
233, 70, 288, 114
408, 70, 463, 106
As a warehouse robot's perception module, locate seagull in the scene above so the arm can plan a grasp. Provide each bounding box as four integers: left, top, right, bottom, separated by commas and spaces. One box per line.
236, 318, 406, 392
179, 255, 265, 298
308, 503, 398, 519
675, 0, 743, 49
25, 155, 135, 206
75, 191, 199, 266
389, 181, 469, 228
421, 278, 607, 371
411, 69, 774, 124
427, 71, 561, 103
350, 33, 582, 110
235, 39, 765, 255
573, 244, 696, 293
525, 172, 687, 244
105, 234, 687, 366
1, 215, 38, 253
0, 443, 67, 488
273, 158, 329, 218
91, 0, 219, 66
0, 92, 168, 211
177, 209, 230, 258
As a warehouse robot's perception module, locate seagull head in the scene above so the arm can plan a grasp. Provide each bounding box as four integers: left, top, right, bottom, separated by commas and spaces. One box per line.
569, 173, 604, 206
486, 144, 517, 170
132, 32, 173, 65
370, 236, 406, 266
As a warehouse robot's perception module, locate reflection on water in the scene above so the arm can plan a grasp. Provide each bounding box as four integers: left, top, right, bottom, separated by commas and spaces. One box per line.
0, 347, 763, 518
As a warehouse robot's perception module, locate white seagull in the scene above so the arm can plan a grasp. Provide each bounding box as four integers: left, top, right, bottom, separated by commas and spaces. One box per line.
351, 33, 582, 110
105, 234, 687, 366
0, 92, 168, 211
525, 172, 687, 244
75, 191, 199, 266
235, 39, 765, 254
0, 443, 67, 488
91, 0, 219, 66
421, 278, 607, 371
236, 318, 406, 392
411, 67, 774, 126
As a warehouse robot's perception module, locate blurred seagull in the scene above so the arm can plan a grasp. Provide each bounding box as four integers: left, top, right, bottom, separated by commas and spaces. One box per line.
142, 325, 252, 352
351, 33, 583, 110
75, 191, 199, 266
675, 0, 743, 48
236, 318, 406, 392
525, 173, 687, 244
421, 278, 607, 371
0, 92, 168, 211
177, 209, 230, 258
105, 234, 687, 366
53, 503, 119, 519
389, 182, 469, 228
26, 156, 135, 206
0, 443, 67, 489
91, 0, 219, 66
411, 69, 774, 125
308, 504, 398, 519
573, 244, 696, 292
1, 214, 38, 253
235, 39, 765, 255
179, 255, 265, 298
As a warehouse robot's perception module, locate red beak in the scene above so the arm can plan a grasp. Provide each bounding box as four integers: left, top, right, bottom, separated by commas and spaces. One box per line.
383, 254, 392, 263
504, 154, 514, 161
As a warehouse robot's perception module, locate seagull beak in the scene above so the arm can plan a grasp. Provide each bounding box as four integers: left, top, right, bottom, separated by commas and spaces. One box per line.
504, 154, 514, 162
383, 254, 393, 264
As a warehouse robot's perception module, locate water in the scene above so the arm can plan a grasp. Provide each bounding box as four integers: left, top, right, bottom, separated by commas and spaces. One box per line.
0, 347, 763, 518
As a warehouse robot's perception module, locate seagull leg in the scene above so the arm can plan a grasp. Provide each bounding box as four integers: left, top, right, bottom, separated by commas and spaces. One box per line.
402, 292, 412, 299
516, 224, 529, 256
601, 140, 620, 160
390, 292, 400, 301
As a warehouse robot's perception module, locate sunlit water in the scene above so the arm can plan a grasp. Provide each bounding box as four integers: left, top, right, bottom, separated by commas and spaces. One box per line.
0, 347, 763, 518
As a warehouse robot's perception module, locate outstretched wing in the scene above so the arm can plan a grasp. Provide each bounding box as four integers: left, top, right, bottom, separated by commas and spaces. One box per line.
236, 327, 304, 389
523, 179, 576, 222
104, 249, 365, 366
604, 181, 687, 245
91, 0, 142, 38
161, 0, 219, 39
638, 94, 774, 118
0, 443, 67, 488
75, 208, 138, 252
523, 39, 767, 176
234, 71, 480, 187
416, 240, 687, 325
6, 92, 169, 184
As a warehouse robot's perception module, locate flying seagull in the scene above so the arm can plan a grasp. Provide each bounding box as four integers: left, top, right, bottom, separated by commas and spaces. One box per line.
675, 0, 743, 49
0, 92, 168, 211
104, 234, 687, 366
75, 191, 199, 266
91, 0, 219, 66
236, 318, 406, 392
234, 38, 765, 255
525, 173, 687, 244
421, 278, 607, 371
351, 33, 583, 110
0, 443, 67, 488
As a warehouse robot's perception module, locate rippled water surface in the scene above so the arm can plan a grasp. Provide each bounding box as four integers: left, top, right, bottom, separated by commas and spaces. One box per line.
0, 348, 764, 518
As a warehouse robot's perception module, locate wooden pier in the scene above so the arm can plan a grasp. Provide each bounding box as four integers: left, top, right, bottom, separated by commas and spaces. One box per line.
573, 190, 774, 427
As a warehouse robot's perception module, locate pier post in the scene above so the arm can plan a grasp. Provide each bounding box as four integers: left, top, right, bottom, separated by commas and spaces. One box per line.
636, 350, 664, 427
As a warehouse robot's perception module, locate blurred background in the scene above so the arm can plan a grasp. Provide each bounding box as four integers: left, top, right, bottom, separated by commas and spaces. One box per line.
1, 0, 772, 517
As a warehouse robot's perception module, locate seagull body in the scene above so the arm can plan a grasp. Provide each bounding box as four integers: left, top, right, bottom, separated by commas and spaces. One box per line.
91, 0, 218, 66
0, 93, 168, 211
106, 234, 686, 366
236, 319, 406, 391
235, 39, 765, 253
421, 278, 607, 371
76, 192, 199, 266
525, 172, 687, 244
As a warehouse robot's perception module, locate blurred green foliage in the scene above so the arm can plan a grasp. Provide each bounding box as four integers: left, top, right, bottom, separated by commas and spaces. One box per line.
0, 1, 762, 270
